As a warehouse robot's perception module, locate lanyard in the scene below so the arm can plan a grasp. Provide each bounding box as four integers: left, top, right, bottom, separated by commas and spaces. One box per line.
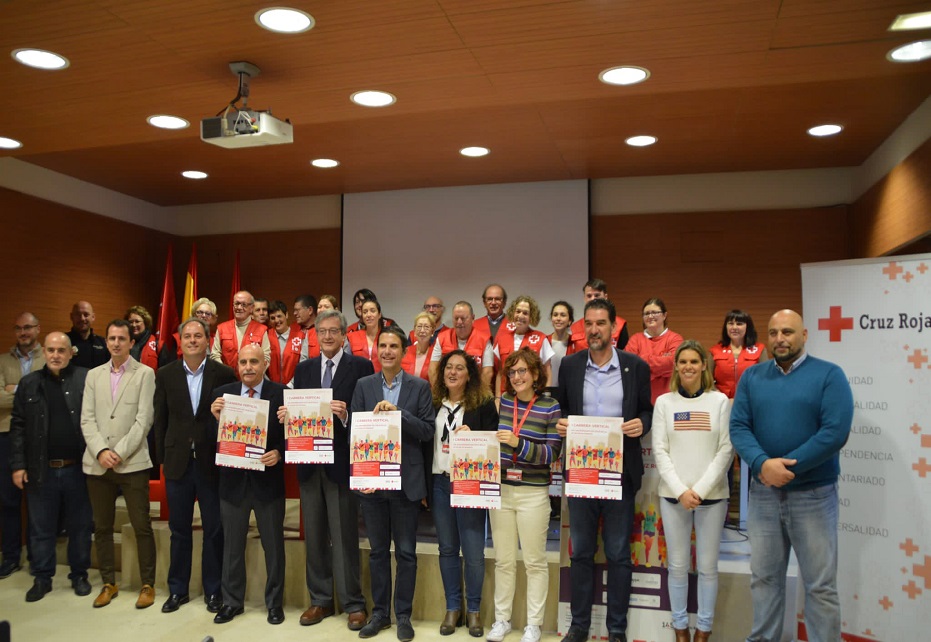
511, 395, 537, 463
442, 404, 461, 442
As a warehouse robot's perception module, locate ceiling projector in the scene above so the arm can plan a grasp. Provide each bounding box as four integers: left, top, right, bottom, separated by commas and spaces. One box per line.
201, 61, 293, 149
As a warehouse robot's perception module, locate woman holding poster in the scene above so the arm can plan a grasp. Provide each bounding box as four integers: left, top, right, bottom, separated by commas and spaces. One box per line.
652, 340, 733, 642
428, 350, 498, 637
487, 349, 561, 642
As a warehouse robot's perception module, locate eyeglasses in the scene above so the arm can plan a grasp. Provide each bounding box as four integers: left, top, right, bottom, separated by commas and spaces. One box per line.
14, 324, 37, 332
414, 324, 434, 331
232, 302, 253, 309
507, 367, 529, 379
642, 311, 664, 318
194, 310, 215, 318
317, 328, 343, 337
423, 304, 443, 310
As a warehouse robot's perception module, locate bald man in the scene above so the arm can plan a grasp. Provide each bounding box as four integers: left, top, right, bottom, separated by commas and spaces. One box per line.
10, 332, 92, 601
67, 301, 109, 369
729, 310, 853, 642
0, 312, 46, 579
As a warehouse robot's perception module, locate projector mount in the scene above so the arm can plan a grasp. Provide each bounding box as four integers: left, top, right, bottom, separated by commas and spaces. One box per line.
216, 61, 263, 134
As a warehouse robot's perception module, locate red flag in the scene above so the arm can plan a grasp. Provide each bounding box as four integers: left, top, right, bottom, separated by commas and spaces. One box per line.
156, 245, 180, 354
181, 243, 198, 319
229, 249, 241, 318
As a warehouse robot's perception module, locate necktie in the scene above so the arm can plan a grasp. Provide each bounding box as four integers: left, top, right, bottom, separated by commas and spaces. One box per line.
323, 359, 334, 388
247, 388, 256, 398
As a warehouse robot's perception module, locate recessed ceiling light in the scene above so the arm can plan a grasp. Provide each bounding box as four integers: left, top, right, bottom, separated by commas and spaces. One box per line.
890, 12, 931, 31
599, 66, 650, 86
11, 48, 69, 70
147, 115, 189, 130
182, 170, 208, 179
807, 124, 843, 137
255, 7, 315, 33
460, 147, 489, 157
625, 135, 657, 147
887, 40, 931, 62
311, 158, 339, 168
0, 137, 23, 149
350, 90, 396, 107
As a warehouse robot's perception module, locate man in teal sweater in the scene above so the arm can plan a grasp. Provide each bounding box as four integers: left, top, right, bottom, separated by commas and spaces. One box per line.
730, 309, 853, 642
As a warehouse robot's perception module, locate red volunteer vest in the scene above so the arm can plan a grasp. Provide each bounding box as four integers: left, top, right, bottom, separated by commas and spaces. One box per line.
710, 342, 766, 398
435, 327, 489, 369
268, 324, 305, 384
217, 320, 269, 369
494, 324, 548, 393
566, 316, 627, 355
401, 344, 431, 381
348, 330, 382, 372
139, 337, 159, 371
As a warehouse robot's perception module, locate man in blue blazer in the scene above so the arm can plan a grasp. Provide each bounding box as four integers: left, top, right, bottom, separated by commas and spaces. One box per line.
556, 298, 653, 642
289, 310, 374, 630
209, 344, 287, 626
350, 326, 435, 642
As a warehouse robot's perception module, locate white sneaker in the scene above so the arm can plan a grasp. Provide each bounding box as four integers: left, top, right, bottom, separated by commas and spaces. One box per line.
519, 625, 541, 642
487, 620, 512, 642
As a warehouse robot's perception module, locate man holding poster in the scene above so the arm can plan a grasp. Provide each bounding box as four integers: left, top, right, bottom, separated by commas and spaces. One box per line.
289, 310, 374, 630
209, 344, 287, 626
556, 298, 652, 642
350, 326, 434, 642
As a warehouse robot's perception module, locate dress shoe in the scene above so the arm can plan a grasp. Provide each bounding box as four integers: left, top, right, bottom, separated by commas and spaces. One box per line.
467, 611, 483, 637
214, 605, 244, 623
300, 604, 335, 625
397, 617, 415, 642
348, 610, 368, 631
26, 579, 52, 602
693, 630, 711, 642
563, 626, 589, 642
93, 583, 118, 608
72, 576, 92, 597
607, 633, 627, 642
205, 593, 223, 613
267, 606, 285, 625
359, 614, 392, 638
0, 558, 22, 579
161, 593, 190, 613
136, 584, 155, 609
440, 610, 460, 635
674, 627, 690, 642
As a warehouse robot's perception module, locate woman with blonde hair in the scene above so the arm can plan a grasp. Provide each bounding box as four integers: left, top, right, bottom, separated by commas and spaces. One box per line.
402, 311, 435, 381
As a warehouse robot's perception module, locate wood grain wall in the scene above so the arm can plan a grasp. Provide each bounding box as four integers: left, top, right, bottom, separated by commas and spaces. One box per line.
591, 206, 851, 350
851, 137, 931, 257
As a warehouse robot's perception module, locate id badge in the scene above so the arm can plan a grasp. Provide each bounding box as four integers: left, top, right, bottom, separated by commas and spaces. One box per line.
442, 443, 450, 454
506, 468, 523, 482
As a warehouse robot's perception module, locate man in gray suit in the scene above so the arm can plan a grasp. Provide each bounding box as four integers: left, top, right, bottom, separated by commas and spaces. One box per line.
350, 326, 434, 642
81, 318, 157, 609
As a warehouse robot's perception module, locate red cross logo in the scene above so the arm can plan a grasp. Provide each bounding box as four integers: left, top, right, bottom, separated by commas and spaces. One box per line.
915, 555, 931, 589
900, 538, 920, 557
911, 423, 922, 435
902, 580, 922, 599
818, 306, 854, 342
878, 595, 893, 611
904, 272, 915, 283
882, 261, 904, 280
913, 457, 931, 478
907, 349, 929, 370
918, 263, 928, 275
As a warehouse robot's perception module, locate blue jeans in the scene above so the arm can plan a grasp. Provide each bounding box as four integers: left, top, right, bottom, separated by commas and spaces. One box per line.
359, 490, 420, 620
25, 464, 92, 582
659, 498, 727, 632
432, 474, 487, 612
0, 433, 23, 562
567, 494, 635, 635
165, 457, 223, 596
747, 480, 839, 642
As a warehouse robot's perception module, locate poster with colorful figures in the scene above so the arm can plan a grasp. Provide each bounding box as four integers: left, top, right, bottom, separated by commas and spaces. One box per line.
449, 431, 501, 509
350, 411, 402, 491
564, 415, 624, 500
802, 254, 930, 640
283, 388, 334, 464
216, 393, 269, 471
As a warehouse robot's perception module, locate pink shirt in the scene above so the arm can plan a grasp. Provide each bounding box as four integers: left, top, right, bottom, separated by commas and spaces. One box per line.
109, 361, 127, 401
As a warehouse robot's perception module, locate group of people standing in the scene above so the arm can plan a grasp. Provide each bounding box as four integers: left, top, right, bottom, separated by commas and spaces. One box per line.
0, 278, 853, 642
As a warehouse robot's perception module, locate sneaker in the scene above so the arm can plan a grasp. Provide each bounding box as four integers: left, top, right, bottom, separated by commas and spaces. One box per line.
486, 620, 511, 642
519, 625, 541, 642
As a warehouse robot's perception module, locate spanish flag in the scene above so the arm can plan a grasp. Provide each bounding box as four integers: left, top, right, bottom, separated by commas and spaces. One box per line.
182, 244, 198, 318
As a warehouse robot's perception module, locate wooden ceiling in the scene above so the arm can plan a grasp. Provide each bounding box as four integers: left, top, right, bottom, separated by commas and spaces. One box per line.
3, 0, 930, 206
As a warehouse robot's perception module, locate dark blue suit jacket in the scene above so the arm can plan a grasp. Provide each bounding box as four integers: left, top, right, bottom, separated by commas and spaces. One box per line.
555, 348, 653, 493
349, 370, 435, 502
292, 352, 375, 485
211, 380, 287, 503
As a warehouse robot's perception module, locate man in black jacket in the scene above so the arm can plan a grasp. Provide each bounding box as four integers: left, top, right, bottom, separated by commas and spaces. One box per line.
10, 331, 92, 602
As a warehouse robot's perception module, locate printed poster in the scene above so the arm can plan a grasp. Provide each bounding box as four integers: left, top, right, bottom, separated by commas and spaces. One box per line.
283, 388, 334, 464
350, 411, 402, 491
450, 431, 501, 509
216, 393, 269, 471
564, 415, 624, 500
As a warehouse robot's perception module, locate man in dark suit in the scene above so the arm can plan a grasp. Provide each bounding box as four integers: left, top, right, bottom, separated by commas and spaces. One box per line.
556, 298, 653, 642
154, 317, 237, 614
350, 326, 435, 642
286, 310, 374, 630
209, 344, 287, 626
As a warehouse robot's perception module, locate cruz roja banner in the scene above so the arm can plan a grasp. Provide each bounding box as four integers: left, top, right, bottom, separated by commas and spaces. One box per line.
802, 254, 930, 640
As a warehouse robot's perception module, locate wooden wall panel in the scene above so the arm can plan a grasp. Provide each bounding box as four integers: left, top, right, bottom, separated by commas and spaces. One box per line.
850, 137, 931, 258
0, 187, 174, 340
591, 207, 851, 350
